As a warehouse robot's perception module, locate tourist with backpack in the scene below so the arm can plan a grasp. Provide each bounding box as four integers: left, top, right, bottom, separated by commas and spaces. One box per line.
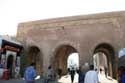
24, 63, 37, 83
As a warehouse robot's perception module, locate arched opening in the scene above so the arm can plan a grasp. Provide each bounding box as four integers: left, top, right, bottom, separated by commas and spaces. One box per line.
27, 46, 43, 76
93, 52, 108, 73
52, 45, 79, 75
67, 53, 79, 70
93, 43, 115, 78
7, 55, 14, 78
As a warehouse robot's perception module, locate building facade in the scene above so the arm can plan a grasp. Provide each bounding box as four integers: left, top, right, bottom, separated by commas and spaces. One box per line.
17, 11, 125, 78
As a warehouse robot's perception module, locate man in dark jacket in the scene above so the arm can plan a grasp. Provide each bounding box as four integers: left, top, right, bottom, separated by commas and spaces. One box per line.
77, 67, 85, 83
70, 67, 75, 83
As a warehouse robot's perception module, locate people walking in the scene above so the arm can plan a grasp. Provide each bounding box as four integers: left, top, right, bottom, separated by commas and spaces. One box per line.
77, 66, 85, 83
104, 66, 108, 78
46, 66, 54, 83
100, 68, 102, 74
84, 65, 99, 83
70, 67, 75, 83
24, 63, 37, 83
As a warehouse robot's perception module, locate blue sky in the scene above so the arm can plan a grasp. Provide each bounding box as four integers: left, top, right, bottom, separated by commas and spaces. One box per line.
0, 0, 125, 36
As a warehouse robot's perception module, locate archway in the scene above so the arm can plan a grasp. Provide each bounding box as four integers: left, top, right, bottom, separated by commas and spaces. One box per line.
52, 45, 79, 75
7, 55, 14, 78
93, 52, 108, 73
27, 46, 43, 76
67, 53, 79, 70
93, 43, 115, 78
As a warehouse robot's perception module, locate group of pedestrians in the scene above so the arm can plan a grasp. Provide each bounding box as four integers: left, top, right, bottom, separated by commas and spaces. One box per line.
23, 63, 100, 83
68, 65, 99, 83
24, 64, 56, 83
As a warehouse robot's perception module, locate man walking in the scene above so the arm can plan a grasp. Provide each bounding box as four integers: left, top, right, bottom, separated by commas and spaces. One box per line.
84, 65, 99, 83
104, 66, 108, 78
70, 67, 75, 83
77, 66, 85, 83
24, 63, 37, 83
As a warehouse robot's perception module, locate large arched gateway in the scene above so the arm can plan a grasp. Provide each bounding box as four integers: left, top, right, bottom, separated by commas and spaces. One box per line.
17, 11, 125, 79
93, 43, 115, 77
51, 45, 79, 75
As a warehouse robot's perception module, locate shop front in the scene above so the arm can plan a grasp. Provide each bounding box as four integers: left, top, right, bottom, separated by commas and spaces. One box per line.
0, 37, 23, 79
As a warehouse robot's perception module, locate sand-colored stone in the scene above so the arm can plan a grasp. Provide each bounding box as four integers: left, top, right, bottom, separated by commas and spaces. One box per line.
17, 11, 125, 78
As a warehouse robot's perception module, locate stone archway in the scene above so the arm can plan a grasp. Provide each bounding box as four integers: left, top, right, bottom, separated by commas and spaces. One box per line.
93, 52, 108, 73
27, 46, 43, 75
52, 45, 79, 75
93, 43, 115, 78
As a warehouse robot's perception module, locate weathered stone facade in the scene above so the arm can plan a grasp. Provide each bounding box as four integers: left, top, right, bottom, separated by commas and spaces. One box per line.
17, 11, 125, 78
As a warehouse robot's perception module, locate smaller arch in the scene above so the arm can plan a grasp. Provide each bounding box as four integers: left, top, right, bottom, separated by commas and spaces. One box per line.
26, 46, 43, 76
52, 41, 80, 55
93, 43, 115, 63
93, 43, 116, 78
94, 43, 115, 56
27, 46, 41, 63
51, 44, 79, 75
51, 44, 78, 65
54, 44, 77, 55
28, 46, 40, 54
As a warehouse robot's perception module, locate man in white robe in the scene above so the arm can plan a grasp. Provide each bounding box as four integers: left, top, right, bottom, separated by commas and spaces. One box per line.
84, 65, 99, 83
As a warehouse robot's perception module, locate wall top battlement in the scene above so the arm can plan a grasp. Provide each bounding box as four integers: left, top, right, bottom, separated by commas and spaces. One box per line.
18, 11, 125, 27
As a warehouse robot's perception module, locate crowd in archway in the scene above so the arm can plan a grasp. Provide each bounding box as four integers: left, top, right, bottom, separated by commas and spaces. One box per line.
45, 64, 108, 83
22, 44, 120, 83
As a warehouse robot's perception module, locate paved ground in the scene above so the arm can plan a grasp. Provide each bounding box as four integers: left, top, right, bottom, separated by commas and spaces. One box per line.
0, 73, 118, 83
0, 78, 44, 83
58, 74, 78, 83
58, 73, 118, 83
98, 73, 118, 83
0, 77, 59, 83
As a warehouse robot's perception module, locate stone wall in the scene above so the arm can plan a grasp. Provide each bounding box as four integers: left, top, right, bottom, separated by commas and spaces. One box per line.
17, 11, 125, 78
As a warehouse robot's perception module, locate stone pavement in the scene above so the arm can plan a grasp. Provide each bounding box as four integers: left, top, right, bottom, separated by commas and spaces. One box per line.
58, 73, 118, 83
0, 78, 57, 83
58, 74, 78, 83
98, 73, 118, 83
0, 78, 44, 83
0, 73, 118, 83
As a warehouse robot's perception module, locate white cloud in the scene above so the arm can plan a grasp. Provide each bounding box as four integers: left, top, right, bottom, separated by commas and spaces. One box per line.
0, 0, 125, 35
